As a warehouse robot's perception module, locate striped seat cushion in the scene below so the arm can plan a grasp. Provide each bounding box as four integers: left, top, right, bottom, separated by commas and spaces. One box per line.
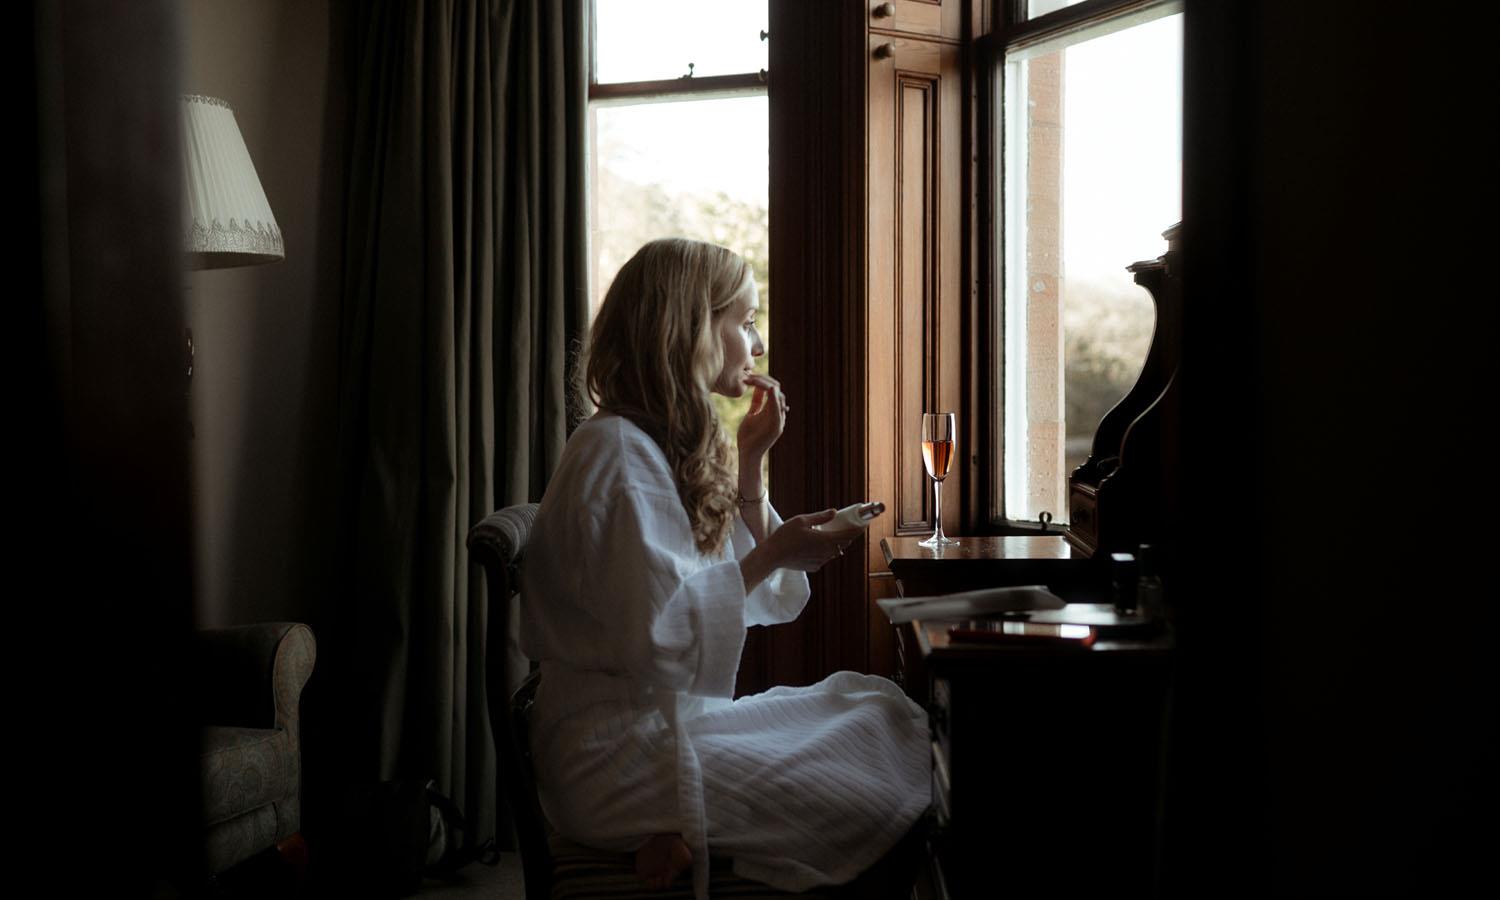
547, 831, 835, 899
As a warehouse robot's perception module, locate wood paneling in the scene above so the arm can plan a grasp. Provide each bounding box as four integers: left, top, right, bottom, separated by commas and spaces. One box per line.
866, 30, 966, 681
898, 71, 938, 533
742, 0, 870, 694
748, 2, 972, 693
869, 0, 965, 42
867, 572, 903, 680
868, 35, 964, 570
965, 2, 994, 531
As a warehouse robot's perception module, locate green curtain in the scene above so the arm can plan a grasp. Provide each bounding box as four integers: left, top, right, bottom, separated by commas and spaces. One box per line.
334, 0, 588, 848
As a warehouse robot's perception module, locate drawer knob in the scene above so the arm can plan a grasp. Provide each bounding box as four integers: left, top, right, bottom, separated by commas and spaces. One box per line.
873, 2, 896, 18
873, 42, 895, 59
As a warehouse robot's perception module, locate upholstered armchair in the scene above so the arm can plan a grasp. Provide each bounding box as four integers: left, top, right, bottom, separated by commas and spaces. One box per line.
194, 622, 316, 877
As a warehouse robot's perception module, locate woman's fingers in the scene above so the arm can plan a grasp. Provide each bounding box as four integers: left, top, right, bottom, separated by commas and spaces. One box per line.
745, 374, 789, 413
803, 510, 853, 569
763, 509, 865, 571
802, 508, 837, 526
737, 383, 786, 461
746, 383, 781, 421
750, 383, 767, 415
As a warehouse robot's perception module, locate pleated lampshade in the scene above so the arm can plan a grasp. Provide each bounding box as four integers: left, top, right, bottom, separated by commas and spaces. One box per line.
181, 94, 284, 269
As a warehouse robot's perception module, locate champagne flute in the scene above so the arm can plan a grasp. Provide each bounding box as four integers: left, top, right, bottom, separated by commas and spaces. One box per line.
919, 412, 958, 547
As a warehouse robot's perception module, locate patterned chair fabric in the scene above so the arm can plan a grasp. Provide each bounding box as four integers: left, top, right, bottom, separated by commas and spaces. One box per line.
468, 505, 834, 900
194, 622, 316, 876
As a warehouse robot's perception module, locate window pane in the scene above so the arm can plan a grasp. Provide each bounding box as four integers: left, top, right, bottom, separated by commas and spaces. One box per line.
590, 95, 770, 434
1028, 0, 1085, 17
1001, 13, 1181, 523
594, 0, 767, 83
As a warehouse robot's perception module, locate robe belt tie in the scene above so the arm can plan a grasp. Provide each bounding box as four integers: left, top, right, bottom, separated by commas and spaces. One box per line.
657, 689, 712, 900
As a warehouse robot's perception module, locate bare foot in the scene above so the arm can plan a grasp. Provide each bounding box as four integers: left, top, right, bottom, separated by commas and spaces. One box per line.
635, 833, 693, 889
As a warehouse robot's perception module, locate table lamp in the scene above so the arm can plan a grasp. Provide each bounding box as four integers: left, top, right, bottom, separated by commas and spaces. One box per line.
181, 93, 283, 268
180, 94, 283, 434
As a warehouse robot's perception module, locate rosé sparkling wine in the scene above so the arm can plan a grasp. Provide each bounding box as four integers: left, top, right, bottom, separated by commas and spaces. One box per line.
921, 438, 955, 482
919, 413, 958, 546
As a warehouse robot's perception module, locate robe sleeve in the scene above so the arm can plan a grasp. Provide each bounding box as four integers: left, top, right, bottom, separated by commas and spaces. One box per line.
587, 485, 748, 699
730, 504, 811, 627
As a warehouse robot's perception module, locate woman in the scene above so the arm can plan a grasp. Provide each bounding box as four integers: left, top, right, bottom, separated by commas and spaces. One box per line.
520, 238, 930, 898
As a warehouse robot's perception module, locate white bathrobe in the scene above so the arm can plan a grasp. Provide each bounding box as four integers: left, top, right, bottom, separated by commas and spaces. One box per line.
520, 413, 931, 897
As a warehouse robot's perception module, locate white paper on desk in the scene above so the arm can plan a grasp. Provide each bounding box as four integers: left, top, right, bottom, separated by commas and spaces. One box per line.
876, 585, 1067, 624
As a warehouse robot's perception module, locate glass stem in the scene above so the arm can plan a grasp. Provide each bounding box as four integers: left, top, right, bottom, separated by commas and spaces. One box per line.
932, 479, 945, 541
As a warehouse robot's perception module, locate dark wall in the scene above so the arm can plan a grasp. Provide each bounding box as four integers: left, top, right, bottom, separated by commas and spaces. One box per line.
20, 2, 348, 891
179, 0, 353, 867
183, 0, 345, 632
23, 0, 200, 892
1169, 1, 1488, 894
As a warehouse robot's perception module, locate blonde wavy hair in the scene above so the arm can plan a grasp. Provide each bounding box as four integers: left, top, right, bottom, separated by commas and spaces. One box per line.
586, 238, 753, 555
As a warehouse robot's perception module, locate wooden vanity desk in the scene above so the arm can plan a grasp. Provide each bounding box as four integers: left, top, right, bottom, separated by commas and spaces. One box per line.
882, 537, 1173, 899
881, 535, 1100, 599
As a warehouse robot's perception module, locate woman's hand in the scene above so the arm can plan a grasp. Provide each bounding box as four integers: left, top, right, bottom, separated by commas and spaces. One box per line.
736, 374, 787, 465
765, 509, 857, 572
739, 508, 854, 592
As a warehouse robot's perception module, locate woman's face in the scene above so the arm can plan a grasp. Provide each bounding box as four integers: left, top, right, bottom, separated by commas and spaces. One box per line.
711, 279, 764, 397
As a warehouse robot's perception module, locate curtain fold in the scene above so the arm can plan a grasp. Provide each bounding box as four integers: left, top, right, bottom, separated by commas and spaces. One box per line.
334, 0, 588, 847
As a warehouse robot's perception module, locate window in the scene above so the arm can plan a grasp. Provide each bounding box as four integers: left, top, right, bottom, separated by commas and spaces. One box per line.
992, 0, 1183, 525
589, 0, 770, 432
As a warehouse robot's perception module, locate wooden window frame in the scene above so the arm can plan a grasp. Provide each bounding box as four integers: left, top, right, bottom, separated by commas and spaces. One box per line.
588, 1, 768, 101
584, 2, 772, 308
590, 73, 767, 103
973, 0, 1181, 534
589, 3, 804, 694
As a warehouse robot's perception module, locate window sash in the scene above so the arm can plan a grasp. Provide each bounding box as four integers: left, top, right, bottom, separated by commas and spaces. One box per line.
588, 0, 767, 101
983, 0, 1181, 529
589, 72, 766, 104
1004, 0, 1181, 60
996, 0, 1179, 52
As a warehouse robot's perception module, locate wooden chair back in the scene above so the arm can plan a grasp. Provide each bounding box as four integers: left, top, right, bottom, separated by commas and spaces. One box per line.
467, 503, 551, 900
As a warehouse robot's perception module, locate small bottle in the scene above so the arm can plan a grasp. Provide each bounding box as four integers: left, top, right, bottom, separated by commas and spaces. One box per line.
1136, 543, 1165, 621
1110, 552, 1138, 615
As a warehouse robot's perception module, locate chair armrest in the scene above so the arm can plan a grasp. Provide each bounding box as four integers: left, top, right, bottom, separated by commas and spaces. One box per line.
193, 623, 316, 741
467, 504, 538, 577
